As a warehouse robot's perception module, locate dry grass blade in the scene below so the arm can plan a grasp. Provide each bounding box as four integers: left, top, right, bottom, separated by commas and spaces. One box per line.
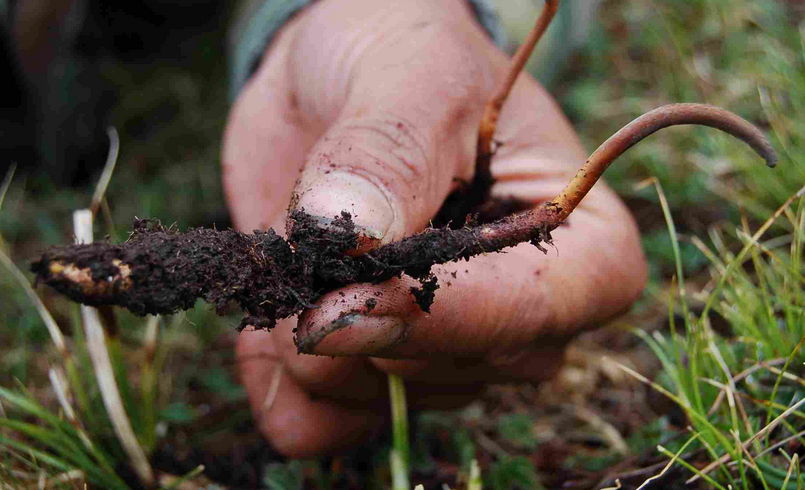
468, 459, 482, 490
763, 367, 805, 388
157, 465, 207, 490
47, 367, 76, 423
0, 163, 16, 217
1, 468, 86, 489
599, 478, 622, 490
781, 452, 799, 489
735, 429, 770, 488
635, 432, 705, 490
566, 404, 628, 455
699, 183, 805, 324
261, 363, 284, 413
754, 429, 805, 460
44, 469, 85, 489
74, 209, 155, 485
0, 246, 67, 356
687, 394, 805, 484
707, 359, 788, 416
90, 127, 120, 217
709, 340, 754, 441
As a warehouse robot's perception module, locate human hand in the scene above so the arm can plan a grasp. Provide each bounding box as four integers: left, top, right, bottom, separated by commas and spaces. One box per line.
222, 0, 647, 458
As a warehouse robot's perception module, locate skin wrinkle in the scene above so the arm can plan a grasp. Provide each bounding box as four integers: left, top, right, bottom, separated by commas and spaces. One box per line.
475, 261, 552, 357
490, 178, 579, 205
292, 0, 475, 128
342, 58, 485, 173
343, 144, 433, 232
292, 0, 496, 159
347, 0, 482, 73
337, 115, 431, 180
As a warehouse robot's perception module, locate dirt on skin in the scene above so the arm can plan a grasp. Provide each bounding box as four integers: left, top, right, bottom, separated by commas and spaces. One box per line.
31, 202, 555, 331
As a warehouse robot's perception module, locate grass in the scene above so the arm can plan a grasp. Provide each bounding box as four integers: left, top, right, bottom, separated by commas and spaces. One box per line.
561, 0, 804, 226
554, 2, 805, 486
1, 0, 804, 488
621, 177, 805, 489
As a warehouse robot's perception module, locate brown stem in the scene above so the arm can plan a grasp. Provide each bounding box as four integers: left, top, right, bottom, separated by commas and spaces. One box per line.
550, 103, 778, 224
432, 0, 559, 227
476, 0, 559, 166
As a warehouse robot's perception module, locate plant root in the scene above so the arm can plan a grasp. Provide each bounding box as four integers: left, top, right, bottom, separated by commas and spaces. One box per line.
435, 0, 559, 227
32, 104, 777, 329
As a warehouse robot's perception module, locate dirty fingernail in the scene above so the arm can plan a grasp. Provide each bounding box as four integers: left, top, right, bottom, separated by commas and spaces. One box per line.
296, 313, 407, 356
297, 171, 395, 243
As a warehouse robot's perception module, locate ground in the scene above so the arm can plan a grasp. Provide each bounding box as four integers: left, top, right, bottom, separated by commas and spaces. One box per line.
1, 0, 804, 489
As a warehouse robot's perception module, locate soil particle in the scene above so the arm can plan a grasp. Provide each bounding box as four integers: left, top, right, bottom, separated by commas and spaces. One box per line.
364, 298, 378, 312
33, 201, 556, 328
410, 275, 439, 313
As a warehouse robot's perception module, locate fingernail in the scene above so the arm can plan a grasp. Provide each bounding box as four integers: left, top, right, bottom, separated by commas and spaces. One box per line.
296, 313, 407, 356
297, 171, 395, 243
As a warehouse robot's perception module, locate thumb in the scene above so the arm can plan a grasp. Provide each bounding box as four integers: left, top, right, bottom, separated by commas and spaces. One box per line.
287, 4, 506, 243
290, 111, 464, 245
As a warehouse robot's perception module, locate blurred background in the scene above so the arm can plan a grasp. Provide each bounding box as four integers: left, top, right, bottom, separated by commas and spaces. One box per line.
1, 0, 804, 488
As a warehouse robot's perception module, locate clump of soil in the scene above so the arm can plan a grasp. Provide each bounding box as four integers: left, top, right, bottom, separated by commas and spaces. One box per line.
31, 204, 556, 330
32, 218, 305, 330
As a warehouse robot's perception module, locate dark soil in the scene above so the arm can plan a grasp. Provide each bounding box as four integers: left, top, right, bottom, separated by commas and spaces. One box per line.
32, 202, 556, 332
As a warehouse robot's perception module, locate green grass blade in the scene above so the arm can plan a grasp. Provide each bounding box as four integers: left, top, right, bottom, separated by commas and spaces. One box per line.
388, 373, 410, 490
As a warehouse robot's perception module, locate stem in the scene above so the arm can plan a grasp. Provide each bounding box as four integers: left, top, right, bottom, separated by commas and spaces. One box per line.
435, 1, 559, 227
550, 103, 778, 224
388, 373, 410, 490
477, 0, 559, 163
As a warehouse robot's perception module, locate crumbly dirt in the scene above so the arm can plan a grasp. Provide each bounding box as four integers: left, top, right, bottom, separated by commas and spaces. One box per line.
32, 218, 305, 330
32, 202, 556, 329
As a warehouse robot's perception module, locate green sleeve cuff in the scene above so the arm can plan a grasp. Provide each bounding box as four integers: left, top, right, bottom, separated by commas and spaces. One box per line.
228, 0, 507, 101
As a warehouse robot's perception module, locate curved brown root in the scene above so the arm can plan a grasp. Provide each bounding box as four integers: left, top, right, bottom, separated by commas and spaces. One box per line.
549, 103, 778, 224
476, 0, 559, 162
433, 1, 559, 228
466, 0, 559, 207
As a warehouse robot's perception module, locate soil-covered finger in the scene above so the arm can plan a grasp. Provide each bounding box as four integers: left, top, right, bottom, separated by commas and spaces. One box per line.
31, 219, 308, 330
285, 0, 510, 244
